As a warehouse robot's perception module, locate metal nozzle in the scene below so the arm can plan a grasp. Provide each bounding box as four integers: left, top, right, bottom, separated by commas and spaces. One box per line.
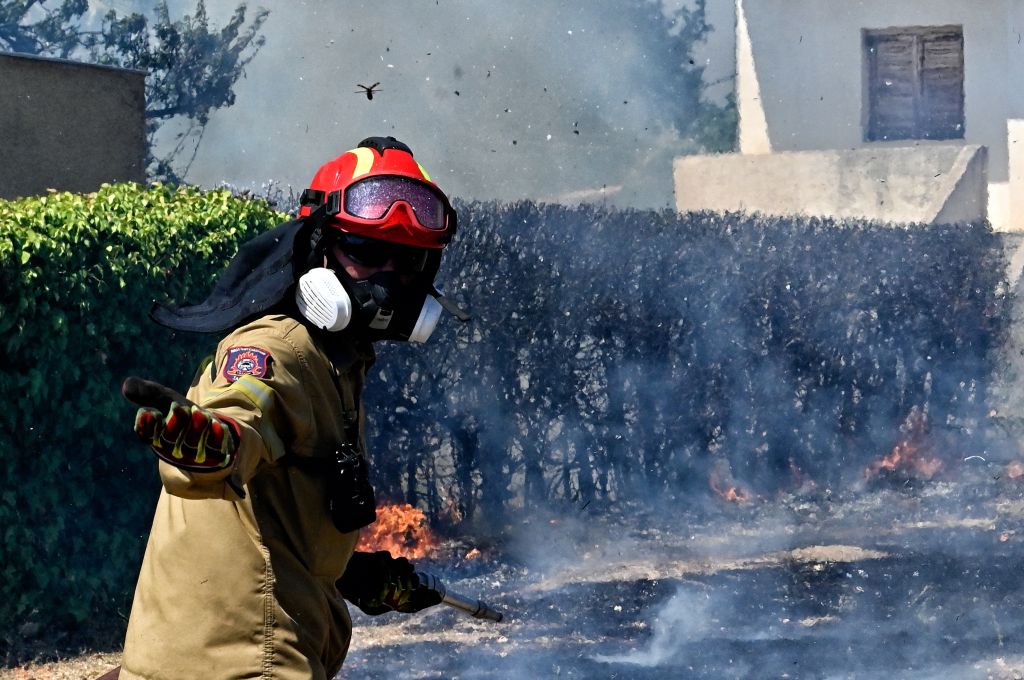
416, 571, 505, 622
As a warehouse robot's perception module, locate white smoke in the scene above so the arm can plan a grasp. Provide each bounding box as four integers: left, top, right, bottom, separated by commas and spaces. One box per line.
592, 587, 710, 668
120, 0, 736, 209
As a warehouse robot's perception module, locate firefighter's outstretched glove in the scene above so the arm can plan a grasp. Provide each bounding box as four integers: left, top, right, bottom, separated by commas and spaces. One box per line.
133, 402, 238, 471
123, 376, 239, 472
337, 550, 443, 616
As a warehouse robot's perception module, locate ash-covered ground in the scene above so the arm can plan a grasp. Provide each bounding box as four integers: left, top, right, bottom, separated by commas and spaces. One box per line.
341, 464, 1024, 680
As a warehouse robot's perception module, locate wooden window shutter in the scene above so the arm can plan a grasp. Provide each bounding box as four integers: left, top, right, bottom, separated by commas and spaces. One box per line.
865, 26, 964, 142
867, 34, 919, 141
919, 31, 964, 139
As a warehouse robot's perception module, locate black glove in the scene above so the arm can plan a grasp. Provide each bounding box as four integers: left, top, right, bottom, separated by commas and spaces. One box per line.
337, 551, 443, 616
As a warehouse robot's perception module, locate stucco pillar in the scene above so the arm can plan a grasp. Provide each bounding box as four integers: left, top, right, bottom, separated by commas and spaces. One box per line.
1009, 119, 1024, 232
735, 0, 771, 154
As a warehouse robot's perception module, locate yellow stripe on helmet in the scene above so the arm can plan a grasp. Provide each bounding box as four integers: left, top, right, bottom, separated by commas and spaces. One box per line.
416, 162, 431, 182
350, 147, 375, 179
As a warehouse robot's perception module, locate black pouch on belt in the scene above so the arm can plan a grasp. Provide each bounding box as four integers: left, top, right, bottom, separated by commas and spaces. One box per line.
328, 443, 378, 533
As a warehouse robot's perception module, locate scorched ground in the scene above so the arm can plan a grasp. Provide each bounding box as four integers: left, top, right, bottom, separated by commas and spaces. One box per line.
343, 463, 1024, 680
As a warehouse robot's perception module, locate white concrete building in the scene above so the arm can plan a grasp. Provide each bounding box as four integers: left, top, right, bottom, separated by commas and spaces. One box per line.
675, 0, 1024, 231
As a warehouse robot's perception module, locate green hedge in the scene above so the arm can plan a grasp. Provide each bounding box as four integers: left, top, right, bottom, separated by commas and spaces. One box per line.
0, 183, 282, 654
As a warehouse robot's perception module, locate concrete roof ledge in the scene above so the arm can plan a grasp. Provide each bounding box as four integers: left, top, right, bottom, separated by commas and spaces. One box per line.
674, 144, 989, 226
929, 145, 988, 224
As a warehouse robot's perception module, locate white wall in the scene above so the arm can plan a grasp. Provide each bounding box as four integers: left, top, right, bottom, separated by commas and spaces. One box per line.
675, 145, 987, 224
738, 0, 1022, 229
1010, 1, 1024, 120
1008, 2, 1024, 231
737, 0, 1024, 229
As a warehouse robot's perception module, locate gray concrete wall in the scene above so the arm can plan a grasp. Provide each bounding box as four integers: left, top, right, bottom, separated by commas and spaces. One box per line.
1008, 1, 1024, 119
0, 52, 146, 200
1008, 4, 1024, 231
738, 0, 1009, 173
674, 145, 987, 225
734, 0, 1024, 230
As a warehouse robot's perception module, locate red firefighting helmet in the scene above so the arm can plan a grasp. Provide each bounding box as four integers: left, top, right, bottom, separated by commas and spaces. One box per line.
298, 136, 457, 249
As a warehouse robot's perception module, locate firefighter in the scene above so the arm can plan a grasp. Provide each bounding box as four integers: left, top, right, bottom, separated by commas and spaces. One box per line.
115, 137, 466, 680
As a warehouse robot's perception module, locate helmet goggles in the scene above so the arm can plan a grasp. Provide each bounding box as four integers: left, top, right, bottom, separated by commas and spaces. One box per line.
344, 175, 450, 231
299, 139, 457, 249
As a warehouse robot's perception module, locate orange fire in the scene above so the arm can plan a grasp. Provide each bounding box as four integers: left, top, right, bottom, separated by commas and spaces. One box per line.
865, 410, 943, 481
709, 466, 751, 503
356, 503, 438, 560
865, 441, 944, 479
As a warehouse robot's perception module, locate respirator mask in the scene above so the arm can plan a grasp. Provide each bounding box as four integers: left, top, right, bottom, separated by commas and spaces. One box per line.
295, 233, 449, 343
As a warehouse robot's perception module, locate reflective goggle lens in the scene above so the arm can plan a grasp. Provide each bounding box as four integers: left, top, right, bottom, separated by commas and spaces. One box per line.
344, 176, 448, 230
336, 234, 430, 273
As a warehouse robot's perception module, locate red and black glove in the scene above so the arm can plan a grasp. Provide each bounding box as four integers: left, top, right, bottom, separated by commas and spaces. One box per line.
337, 551, 443, 616
122, 376, 239, 472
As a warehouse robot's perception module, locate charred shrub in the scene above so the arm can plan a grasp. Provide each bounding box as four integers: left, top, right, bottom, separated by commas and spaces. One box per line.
367, 202, 1008, 525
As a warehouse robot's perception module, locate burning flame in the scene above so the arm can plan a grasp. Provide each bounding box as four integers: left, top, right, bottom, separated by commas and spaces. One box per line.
865, 409, 944, 481
709, 465, 751, 503
356, 503, 438, 560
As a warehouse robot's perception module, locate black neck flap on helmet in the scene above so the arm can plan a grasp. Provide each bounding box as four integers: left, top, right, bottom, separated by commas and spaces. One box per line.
150, 212, 321, 334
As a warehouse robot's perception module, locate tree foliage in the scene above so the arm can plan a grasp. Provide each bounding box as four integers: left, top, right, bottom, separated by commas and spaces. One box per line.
626, 0, 736, 152
0, 0, 268, 181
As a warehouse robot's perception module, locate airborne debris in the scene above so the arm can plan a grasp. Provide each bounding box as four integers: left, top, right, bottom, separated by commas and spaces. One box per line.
354, 82, 382, 100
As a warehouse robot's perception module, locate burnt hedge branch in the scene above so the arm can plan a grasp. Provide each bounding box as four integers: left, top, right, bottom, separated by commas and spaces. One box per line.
368, 202, 1009, 521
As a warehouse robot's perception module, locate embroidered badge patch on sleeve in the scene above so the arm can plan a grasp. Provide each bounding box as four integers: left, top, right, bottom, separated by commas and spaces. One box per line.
223, 346, 272, 383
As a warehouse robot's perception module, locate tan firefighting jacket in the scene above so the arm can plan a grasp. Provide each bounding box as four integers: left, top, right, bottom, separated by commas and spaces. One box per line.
120, 314, 375, 680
